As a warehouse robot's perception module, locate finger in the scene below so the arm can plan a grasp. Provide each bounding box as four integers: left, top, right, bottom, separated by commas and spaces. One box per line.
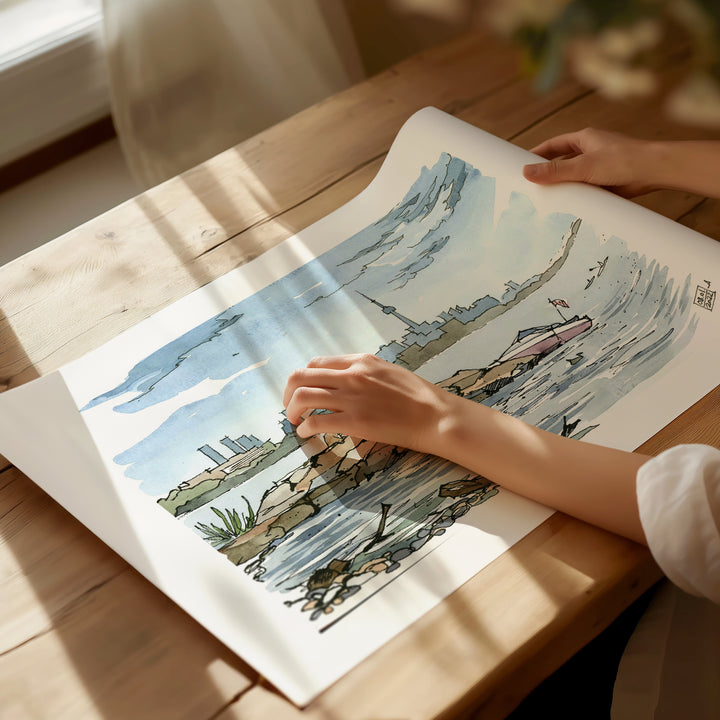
295, 410, 348, 438
306, 354, 363, 369
283, 366, 342, 408
285, 386, 341, 425
523, 155, 591, 186
529, 133, 583, 159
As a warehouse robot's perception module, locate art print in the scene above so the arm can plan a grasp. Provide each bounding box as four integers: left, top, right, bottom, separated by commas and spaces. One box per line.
78, 149, 697, 628
4, 108, 718, 704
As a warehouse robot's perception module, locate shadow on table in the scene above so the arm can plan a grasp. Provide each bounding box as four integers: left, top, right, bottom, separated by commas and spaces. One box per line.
0, 311, 258, 719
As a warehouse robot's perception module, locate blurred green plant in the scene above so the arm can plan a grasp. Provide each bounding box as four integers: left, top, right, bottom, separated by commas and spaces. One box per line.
195, 498, 256, 548
486, 0, 720, 127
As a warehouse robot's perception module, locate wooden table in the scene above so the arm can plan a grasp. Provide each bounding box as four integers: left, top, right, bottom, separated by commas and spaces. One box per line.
3, 27, 720, 720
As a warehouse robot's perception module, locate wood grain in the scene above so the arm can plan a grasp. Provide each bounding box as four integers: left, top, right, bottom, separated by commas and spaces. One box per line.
2, 24, 719, 720
0, 466, 256, 719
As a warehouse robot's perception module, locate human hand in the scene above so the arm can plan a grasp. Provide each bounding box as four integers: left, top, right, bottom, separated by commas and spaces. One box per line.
522, 127, 659, 197
283, 354, 456, 455
284, 354, 649, 544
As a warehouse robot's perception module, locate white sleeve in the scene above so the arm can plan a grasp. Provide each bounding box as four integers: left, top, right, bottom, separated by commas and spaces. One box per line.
636, 444, 720, 604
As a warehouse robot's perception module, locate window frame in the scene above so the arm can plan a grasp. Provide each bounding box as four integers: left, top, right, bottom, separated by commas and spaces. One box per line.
0, 1, 110, 168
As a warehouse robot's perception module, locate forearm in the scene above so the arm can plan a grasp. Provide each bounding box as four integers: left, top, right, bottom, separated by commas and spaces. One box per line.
646, 141, 720, 199
431, 393, 649, 544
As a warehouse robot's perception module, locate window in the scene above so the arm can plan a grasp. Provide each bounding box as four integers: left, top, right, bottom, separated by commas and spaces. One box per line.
0, 0, 109, 167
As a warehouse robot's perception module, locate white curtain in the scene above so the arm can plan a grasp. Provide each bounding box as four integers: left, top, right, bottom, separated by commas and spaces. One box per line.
102, 0, 364, 187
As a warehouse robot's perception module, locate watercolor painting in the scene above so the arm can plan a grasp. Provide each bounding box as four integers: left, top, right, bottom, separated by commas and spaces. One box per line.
79, 150, 699, 628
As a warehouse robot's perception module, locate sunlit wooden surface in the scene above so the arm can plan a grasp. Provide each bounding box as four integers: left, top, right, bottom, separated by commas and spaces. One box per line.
2, 26, 720, 720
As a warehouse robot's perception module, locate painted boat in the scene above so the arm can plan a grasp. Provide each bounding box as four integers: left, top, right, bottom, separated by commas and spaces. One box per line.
497, 315, 592, 363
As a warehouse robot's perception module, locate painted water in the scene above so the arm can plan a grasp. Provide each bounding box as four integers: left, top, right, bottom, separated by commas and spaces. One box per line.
243, 453, 473, 593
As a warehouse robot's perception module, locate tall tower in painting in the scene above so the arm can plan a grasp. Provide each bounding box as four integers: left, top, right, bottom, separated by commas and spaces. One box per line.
356, 291, 425, 332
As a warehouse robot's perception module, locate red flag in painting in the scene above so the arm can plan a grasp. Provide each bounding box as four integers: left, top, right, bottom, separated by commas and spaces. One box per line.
550, 298, 569, 308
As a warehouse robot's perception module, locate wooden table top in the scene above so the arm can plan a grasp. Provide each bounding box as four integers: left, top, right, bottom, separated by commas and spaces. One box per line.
3, 26, 720, 720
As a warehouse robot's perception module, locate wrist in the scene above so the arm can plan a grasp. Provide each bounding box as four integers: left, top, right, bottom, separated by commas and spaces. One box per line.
645, 140, 681, 193
642, 140, 720, 197
629, 139, 669, 194
428, 392, 498, 474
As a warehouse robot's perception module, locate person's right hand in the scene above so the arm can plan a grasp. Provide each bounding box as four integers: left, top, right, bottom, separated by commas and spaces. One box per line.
522, 127, 659, 197
283, 353, 455, 455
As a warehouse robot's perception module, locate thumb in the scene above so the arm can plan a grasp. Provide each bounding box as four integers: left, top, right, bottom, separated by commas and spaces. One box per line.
523, 155, 590, 186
